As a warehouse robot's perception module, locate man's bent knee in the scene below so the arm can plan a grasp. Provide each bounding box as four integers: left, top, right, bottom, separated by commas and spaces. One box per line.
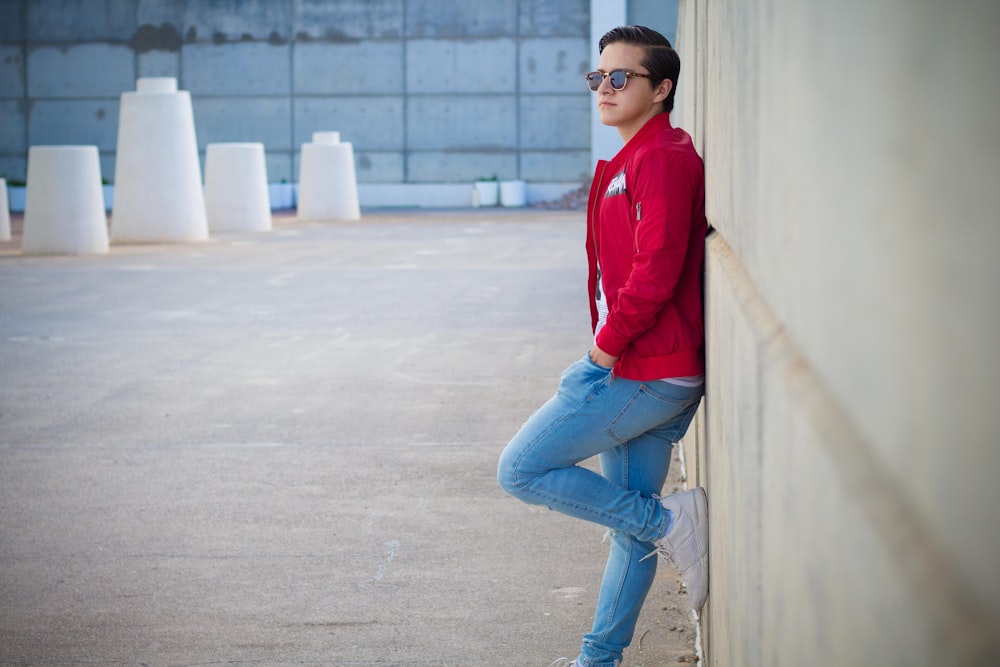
496, 440, 543, 502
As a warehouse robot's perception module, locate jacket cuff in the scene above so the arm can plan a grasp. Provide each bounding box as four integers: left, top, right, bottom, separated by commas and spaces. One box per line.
595, 326, 629, 358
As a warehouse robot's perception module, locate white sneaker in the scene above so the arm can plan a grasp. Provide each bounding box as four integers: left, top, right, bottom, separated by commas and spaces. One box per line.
652, 487, 709, 613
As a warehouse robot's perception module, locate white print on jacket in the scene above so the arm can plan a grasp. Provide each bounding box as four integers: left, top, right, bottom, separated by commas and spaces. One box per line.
605, 169, 626, 198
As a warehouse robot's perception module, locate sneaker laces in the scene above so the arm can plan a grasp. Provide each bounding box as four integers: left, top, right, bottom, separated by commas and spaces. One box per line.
639, 493, 672, 562
639, 543, 669, 562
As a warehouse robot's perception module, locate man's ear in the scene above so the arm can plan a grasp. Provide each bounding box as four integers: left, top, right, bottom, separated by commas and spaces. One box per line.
654, 79, 673, 103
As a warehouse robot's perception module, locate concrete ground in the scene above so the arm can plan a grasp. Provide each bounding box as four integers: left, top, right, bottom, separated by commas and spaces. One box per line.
0, 209, 698, 666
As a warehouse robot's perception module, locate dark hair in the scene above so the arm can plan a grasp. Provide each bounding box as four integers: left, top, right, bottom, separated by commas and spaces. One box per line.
599, 25, 680, 113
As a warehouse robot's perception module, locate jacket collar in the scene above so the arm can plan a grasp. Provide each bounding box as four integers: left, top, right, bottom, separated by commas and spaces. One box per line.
612, 112, 673, 166
590, 113, 674, 209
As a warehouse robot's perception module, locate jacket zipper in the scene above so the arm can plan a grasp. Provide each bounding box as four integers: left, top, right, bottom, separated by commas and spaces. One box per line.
635, 201, 642, 252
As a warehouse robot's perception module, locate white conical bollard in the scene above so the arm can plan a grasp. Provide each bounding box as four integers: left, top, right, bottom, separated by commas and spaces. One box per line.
312, 131, 340, 144
111, 77, 208, 243
204, 143, 272, 233
21, 146, 109, 255
0, 178, 10, 242
297, 131, 361, 221
136, 77, 177, 93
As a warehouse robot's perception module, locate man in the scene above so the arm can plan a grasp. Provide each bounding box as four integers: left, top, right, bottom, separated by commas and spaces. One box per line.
497, 25, 709, 667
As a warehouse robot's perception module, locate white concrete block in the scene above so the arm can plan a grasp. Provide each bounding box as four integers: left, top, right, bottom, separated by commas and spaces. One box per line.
136, 77, 177, 93
0, 178, 10, 242
111, 78, 208, 244
204, 143, 271, 233
21, 146, 108, 255
297, 133, 360, 222
312, 132, 340, 145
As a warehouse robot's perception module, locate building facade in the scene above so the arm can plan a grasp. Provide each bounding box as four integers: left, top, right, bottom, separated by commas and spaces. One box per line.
0, 0, 674, 200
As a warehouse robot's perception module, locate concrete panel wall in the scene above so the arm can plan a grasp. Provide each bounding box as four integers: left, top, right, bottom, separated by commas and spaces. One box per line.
0, 0, 593, 187
0, 46, 24, 96
676, 0, 1000, 664
27, 44, 135, 97
407, 39, 517, 93
182, 43, 291, 96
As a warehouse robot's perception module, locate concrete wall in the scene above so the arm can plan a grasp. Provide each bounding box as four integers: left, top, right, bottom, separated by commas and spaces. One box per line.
0, 0, 593, 187
675, 0, 1000, 664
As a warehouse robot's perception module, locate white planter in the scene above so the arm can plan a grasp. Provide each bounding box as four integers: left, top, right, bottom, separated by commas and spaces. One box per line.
297, 138, 361, 221
500, 179, 526, 207
204, 142, 271, 232
472, 180, 499, 207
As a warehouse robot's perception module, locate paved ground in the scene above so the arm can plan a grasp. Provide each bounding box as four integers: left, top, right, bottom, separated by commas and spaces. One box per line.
0, 210, 698, 666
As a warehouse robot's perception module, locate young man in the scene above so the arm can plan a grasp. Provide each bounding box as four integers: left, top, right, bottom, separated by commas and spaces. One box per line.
497, 26, 709, 667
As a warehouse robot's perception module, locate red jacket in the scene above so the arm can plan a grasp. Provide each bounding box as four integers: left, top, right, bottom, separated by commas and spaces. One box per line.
586, 113, 707, 381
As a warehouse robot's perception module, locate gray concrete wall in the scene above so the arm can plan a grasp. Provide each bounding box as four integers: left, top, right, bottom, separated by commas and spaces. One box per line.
674, 0, 1000, 664
0, 0, 593, 186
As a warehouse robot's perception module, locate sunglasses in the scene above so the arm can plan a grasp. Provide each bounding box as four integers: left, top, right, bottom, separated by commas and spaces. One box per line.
585, 70, 651, 91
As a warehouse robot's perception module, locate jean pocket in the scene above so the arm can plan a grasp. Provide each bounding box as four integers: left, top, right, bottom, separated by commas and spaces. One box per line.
605, 384, 699, 443
639, 380, 703, 406
581, 351, 614, 373
557, 353, 612, 404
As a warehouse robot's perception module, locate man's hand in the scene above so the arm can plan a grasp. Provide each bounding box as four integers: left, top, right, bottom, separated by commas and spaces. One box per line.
589, 346, 618, 369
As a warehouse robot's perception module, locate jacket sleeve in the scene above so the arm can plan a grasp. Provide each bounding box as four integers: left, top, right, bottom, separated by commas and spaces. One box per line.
595, 150, 697, 357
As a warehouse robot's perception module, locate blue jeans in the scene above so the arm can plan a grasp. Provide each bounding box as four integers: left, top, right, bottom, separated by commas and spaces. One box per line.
497, 353, 702, 667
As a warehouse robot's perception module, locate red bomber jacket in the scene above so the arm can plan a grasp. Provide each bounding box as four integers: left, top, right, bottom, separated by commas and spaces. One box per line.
586, 112, 707, 381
